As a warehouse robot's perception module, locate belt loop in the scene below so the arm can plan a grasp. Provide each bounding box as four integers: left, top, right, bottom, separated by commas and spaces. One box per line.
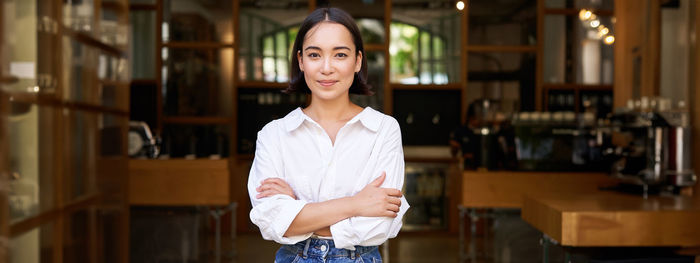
350, 249, 356, 260
302, 238, 311, 259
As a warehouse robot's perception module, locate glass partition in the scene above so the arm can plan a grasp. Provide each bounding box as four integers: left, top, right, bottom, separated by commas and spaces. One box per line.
391, 0, 461, 84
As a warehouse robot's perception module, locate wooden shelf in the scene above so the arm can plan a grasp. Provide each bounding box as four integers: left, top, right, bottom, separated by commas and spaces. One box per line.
544, 8, 614, 16
467, 45, 537, 53
236, 81, 288, 89
390, 83, 462, 90
1, 75, 19, 84
99, 79, 129, 87
63, 26, 127, 58
163, 116, 232, 125
161, 42, 234, 49
543, 83, 613, 91
129, 3, 157, 11
102, 1, 128, 14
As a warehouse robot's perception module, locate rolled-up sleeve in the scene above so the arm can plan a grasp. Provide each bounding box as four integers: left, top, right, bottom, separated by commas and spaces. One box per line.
330, 118, 410, 250
248, 122, 312, 244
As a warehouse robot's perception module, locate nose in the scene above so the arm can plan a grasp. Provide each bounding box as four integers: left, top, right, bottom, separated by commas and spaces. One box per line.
320, 57, 333, 75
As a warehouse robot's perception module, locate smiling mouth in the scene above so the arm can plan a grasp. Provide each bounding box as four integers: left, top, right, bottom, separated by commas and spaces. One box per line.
318, 80, 338, 87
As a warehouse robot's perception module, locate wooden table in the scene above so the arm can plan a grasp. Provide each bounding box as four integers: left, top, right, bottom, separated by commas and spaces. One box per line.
522, 192, 700, 262
458, 171, 618, 262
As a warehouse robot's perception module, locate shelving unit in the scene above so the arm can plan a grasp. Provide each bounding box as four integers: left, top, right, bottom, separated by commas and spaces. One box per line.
0, 0, 131, 261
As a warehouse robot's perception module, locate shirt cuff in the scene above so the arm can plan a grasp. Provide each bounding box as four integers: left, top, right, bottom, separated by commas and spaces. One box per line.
330, 219, 360, 250
250, 195, 311, 244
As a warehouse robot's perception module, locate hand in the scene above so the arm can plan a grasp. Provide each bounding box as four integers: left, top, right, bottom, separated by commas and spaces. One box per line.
351, 172, 402, 218
256, 178, 297, 199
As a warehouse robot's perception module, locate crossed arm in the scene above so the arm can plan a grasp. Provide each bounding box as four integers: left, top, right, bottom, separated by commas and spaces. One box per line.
254, 172, 403, 237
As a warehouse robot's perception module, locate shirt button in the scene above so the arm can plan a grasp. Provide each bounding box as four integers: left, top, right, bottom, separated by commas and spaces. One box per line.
320, 244, 327, 251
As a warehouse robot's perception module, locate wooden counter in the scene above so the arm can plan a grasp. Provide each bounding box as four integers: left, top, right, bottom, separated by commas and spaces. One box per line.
461, 171, 619, 208
522, 192, 700, 247
128, 159, 231, 206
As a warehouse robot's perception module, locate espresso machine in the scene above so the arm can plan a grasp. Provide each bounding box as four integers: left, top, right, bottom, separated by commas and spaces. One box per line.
604, 98, 696, 198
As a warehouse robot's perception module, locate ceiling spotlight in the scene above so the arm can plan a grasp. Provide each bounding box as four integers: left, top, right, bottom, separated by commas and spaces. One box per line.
579, 9, 592, 20
456, 1, 465, 11
590, 19, 600, 28
604, 35, 615, 45
598, 26, 609, 35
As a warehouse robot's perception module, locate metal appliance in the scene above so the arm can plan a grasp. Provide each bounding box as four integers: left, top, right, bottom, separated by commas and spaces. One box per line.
604, 98, 696, 197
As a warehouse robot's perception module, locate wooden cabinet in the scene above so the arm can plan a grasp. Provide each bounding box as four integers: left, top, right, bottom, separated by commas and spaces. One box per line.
1, 0, 130, 261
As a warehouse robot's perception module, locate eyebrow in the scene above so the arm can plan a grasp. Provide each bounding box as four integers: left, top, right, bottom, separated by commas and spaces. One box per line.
304, 46, 352, 52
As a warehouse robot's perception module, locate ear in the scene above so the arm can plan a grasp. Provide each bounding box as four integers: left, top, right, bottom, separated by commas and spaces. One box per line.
297, 50, 304, 71
354, 51, 363, 73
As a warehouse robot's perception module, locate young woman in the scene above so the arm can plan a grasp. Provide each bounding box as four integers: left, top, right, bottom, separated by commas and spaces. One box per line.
247, 7, 409, 263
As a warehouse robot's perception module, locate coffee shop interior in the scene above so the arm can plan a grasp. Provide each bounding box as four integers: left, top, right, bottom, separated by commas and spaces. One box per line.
2, 0, 700, 262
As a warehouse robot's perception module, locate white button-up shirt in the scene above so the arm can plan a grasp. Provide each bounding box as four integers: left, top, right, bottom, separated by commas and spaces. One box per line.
248, 107, 410, 250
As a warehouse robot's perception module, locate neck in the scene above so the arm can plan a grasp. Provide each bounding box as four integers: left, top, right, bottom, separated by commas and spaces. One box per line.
305, 94, 358, 121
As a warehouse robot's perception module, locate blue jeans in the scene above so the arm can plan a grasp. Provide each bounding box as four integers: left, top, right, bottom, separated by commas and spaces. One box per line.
275, 238, 382, 263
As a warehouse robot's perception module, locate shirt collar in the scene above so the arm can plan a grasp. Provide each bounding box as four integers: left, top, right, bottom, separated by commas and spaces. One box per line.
283, 107, 382, 133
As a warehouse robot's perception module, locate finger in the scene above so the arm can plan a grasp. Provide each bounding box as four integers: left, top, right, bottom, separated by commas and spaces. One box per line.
386, 204, 400, 213
257, 183, 286, 195
268, 179, 293, 190
384, 211, 398, 218
262, 178, 287, 186
383, 188, 402, 197
386, 196, 401, 206
256, 190, 282, 199
370, 172, 386, 187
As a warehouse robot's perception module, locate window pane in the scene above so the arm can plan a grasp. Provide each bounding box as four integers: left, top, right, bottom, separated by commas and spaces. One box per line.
468, 0, 537, 46
358, 18, 385, 45
543, 15, 615, 84
63, 0, 95, 33
64, 110, 98, 201
239, 0, 307, 82
317, 0, 386, 44
162, 48, 233, 117
100, 0, 129, 47
9, 222, 54, 263
161, 124, 230, 158
130, 10, 156, 79
163, 0, 233, 42
1, 0, 58, 95
63, 36, 99, 104
8, 103, 56, 223
391, 1, 461, 84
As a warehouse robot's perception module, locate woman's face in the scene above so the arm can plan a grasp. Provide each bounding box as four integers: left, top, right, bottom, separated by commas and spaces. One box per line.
298, 22, 362, 102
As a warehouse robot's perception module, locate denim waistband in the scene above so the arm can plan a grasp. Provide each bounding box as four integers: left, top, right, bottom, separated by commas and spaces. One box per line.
281, 238, 378, 259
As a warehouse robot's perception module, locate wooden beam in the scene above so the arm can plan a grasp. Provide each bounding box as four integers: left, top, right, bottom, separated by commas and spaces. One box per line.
693, 0, 700, 202
0, 91, 9, 262
467, 45, 537, 53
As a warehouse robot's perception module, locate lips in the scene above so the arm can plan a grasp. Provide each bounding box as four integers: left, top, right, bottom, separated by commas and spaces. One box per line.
317, 80, 338, 87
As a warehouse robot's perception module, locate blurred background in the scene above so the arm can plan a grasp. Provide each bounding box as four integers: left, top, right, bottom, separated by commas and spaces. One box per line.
2, 0, 700, 262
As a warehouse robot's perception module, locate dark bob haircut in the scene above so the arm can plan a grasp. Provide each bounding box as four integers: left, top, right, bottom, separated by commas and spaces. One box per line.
283, 8, 373, 95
